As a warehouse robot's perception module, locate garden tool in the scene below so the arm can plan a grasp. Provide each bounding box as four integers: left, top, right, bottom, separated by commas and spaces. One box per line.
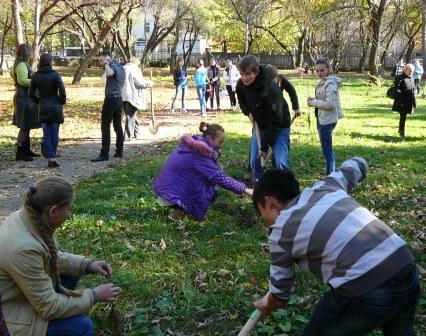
149, 70, 159, 134
238, 309, 262, 336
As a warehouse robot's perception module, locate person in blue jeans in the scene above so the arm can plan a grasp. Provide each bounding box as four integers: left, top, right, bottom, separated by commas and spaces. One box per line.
171, 57, 188, 114
29, 53, 65, 168
236, 55, 300, 180
193, 58, 208, 115
252, 158, 420, 335
307, 58, 343, 175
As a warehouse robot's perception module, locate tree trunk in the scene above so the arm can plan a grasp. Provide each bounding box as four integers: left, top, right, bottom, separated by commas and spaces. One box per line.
169, 21, 180, 75
31, 0, 42, 70
0, 13, 12, 74
368, 0, 388, 76
295, 27, 307, 69
72, 7, 123, 85
11, 0, 24, 48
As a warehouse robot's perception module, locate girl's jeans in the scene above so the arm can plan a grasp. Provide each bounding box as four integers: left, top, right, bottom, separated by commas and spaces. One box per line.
317, 122, 336, 175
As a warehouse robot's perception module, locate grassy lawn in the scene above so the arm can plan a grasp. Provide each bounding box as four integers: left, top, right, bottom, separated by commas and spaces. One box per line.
1, 70, 425, 334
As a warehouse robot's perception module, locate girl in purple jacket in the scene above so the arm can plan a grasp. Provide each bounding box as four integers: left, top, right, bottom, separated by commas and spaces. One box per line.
153, 122, 253, 221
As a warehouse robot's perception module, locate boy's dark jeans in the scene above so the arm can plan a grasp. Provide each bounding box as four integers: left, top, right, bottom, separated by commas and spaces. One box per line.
303, 263, 420, 336
100, 95, 124, 157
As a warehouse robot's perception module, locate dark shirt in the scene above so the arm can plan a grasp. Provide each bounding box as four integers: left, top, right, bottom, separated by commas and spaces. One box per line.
105, 61, 125, 97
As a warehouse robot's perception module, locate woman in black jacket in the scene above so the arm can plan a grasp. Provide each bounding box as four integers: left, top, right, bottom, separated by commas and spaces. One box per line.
29, 53, 66, 167
392, 64, 416, 138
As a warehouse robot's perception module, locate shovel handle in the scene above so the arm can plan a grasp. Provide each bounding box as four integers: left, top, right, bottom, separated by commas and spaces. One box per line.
253, 122, 265, 168
238, 309, 262, 336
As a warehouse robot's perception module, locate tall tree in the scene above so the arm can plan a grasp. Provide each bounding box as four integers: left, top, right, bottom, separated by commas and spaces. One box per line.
367, 0, 389, 76
11, 0, 24, 47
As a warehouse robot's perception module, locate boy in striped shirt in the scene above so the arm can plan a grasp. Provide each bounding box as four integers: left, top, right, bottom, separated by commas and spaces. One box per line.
252, 157, 420, 335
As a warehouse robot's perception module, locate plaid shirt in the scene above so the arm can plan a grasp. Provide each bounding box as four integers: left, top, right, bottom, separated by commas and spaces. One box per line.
394, 64, 404, 77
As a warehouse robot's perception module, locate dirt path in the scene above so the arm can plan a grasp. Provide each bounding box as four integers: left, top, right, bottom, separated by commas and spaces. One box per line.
0, 110, 226, 221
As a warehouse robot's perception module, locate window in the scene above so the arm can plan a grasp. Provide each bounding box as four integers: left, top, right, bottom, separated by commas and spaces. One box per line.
144, 22, 151, 33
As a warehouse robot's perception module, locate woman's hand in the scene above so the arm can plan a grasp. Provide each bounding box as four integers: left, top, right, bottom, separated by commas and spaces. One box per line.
90, 261, 112, 278
93, 283, 121, 302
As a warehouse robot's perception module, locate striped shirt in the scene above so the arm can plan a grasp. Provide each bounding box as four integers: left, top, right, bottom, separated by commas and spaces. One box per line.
269, 157, 414, 301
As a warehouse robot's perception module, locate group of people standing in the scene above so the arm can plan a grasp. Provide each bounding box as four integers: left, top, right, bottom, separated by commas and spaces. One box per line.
171, 57, 240, 115
11, 45, 152, 165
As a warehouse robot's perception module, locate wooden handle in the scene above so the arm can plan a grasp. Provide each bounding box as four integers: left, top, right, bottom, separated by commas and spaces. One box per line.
238, 309, 262, 336
254, 122, 265, 168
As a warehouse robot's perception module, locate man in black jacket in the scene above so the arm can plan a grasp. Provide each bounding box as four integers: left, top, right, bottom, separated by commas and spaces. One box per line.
236, 55, 299, 179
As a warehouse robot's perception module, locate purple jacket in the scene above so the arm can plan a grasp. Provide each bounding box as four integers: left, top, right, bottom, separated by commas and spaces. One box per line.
153, 134, 246, 220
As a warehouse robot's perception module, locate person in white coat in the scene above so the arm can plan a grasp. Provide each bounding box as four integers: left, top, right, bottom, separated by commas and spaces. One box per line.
307, 58, 343, 175
122, 56, 153, 140
413, 59, 423, 95
222, 59, 240, 110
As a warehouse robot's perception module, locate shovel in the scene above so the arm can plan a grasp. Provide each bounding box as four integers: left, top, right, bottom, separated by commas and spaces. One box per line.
149, 70, 159, 134
238, 309, 262, 336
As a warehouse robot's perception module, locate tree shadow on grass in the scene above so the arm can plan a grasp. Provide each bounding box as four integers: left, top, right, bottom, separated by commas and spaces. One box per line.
349, 132, 426, 143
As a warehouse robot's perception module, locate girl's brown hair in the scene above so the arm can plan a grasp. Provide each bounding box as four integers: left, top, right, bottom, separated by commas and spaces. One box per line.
199, 122, 224, 138
24, 176, 74, 291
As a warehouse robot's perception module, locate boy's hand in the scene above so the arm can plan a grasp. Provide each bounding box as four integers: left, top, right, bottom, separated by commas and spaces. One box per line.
307, 98, 315, 107
254, 291, 286, 317
294, 109, 301, 117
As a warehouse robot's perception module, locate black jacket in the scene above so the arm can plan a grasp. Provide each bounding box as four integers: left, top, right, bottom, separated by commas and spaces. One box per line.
236, 66, 289, 152
29, 65, 66, 124
392, 75, 416, 114
277, 75, 299, 111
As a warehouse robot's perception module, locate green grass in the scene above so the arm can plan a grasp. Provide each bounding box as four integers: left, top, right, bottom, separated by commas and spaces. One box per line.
53, 76, 426, 335
1, 72, 425, 334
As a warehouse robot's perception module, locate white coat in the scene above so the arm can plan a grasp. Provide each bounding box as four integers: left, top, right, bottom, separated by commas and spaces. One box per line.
222, 64, 240, 91
121, 63, 152, 110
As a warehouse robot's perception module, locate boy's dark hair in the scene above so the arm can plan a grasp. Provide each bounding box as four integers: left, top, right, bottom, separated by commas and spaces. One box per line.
100, 50, 112, 57
39, 53, 53, 67
237, 55, 260, 74
253, 169, 300, 212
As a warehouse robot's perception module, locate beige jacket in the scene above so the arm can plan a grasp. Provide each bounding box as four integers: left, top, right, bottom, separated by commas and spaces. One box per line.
311, 75, 344, 125
121, 63, 152, 110
0, 210, 94, 336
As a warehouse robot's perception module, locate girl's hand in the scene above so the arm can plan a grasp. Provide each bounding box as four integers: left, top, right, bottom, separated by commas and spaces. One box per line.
254, 291, 286, 317
244, 188, 253, 197
307, 98, 315, 107
93, 283, 121, 302
90, 260, 112, 278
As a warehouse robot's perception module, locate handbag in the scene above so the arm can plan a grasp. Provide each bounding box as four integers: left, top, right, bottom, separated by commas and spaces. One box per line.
386, 79, 401, 99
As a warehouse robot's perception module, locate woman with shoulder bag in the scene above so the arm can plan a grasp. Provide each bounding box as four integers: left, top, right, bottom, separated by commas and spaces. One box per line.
392, 64, 416, 139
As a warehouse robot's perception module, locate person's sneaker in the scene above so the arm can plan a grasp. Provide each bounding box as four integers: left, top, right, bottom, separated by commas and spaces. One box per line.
170, 108, 175, 115
91, 155, 109, 162
113, 152, 123, 158
182, 108, 188, 113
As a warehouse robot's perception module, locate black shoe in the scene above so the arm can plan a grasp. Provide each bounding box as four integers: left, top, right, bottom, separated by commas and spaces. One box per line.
113, 152, 123, 158
91, 155, 109, 162
24, 139, 40, 157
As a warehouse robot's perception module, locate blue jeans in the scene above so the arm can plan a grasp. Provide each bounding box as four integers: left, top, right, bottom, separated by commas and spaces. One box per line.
317, 122, 336, 175
196, 86, 207, 114
171, 84, 186, 109
41, 123, 59, 158
46, 276, 94, 336
303, 263, 420, 336
250, 127, 290, 179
